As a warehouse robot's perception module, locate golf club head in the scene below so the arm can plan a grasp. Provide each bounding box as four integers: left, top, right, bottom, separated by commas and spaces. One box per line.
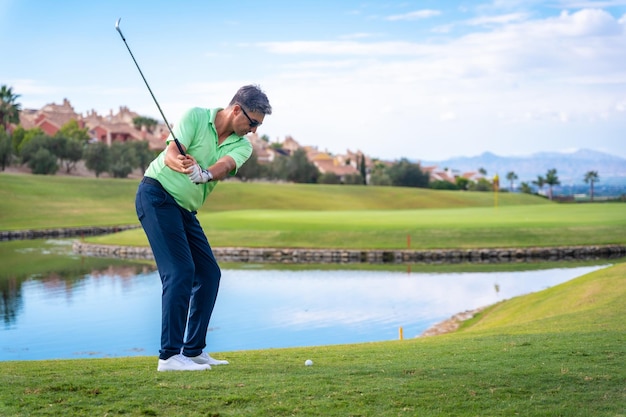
115, 18, 123, 35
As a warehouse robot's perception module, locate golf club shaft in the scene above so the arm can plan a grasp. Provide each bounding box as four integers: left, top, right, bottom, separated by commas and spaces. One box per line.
115, 18, 186, 156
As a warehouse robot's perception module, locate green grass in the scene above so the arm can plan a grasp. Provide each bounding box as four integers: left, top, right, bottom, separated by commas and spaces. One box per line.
1, 263, 624, 416
1, 173, 625, 415
0, 172, 548, 230
3, 172, 624, 250
0, 174, 140, 229
91, 203, 626, 249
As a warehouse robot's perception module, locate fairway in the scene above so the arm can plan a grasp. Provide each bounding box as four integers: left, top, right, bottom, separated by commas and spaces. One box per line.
2, 173, 625, 250
0, 173, 547, 230
92, 203, 626, 249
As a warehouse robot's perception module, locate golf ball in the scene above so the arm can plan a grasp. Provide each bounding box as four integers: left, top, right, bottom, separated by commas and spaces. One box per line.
305, 359, 313, 366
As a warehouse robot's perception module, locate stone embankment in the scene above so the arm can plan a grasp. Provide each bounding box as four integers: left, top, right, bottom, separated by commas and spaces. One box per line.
1, 225, 140, 241
72, 241, 626, 264
4, 225, 624, 264
420, 307, 487, 337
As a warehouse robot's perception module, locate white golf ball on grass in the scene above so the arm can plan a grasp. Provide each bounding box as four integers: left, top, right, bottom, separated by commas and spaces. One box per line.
304, 359, 313, 366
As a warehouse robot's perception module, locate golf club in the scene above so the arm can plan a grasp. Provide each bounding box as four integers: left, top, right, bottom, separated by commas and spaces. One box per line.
114, 18, 186, 156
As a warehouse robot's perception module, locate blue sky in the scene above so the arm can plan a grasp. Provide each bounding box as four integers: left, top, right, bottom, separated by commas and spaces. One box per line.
2, 0, 626, 161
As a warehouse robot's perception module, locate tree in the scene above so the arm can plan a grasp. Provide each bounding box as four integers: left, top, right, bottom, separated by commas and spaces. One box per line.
236, 149, 264, 181
16, 127, 45, 155
359, 153, 367, 185
318, 172, 340, 184
430, 180, 458, 190
10, 125, 26, 153
0, 128, 12, 170
127, 140, 155, 174
19, 134, 52, 167
520, 182, 532, 194
468, 178, 492, 192
132, 116, 158, 132
506, 171, 518, 192
544, 168, 560, 200
56, 119, 90, 143
532, 175, 545, 196
0, 85, 21, 131
387, 158, 429, 188
478, 167, 487, 176
108, 142, 139, 178
583, 170, 600, 201
267, 148, 319, 183
285, 148, 319, 183
368, 161, 392, 186
369, 171, 392, 186
28, 148, 58, 175
49, 135, 83, 173
343, 173, 365, 185
84, 142, 111, 177
455, 177, 469, 190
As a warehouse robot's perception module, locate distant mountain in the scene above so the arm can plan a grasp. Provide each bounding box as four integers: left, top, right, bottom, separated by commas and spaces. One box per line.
421, 149, 626, 184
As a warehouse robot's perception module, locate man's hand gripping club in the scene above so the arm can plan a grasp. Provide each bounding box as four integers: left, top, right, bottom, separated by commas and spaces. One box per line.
188, 164, 213, 184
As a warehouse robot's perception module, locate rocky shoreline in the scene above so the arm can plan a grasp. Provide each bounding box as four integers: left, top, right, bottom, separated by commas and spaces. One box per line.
71, 240, 626, 265
0, 225, 140, 241
2, 225, 624, 264
420, 307, 488, 337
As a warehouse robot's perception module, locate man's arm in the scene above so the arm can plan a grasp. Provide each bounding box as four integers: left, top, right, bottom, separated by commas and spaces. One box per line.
206, 156, 237, 180
164, 141, 194, 174
188, 155, 237, 184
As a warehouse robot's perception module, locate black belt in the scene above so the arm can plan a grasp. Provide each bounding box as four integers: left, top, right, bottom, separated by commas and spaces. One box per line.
141, 176, 164, 190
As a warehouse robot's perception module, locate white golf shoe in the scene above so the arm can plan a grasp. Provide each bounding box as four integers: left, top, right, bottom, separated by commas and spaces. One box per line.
189, 352, 230, 366
157, 354, 211, 371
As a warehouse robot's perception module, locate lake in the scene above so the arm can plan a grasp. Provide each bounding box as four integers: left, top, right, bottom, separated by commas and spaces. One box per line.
0, 240, 607, 361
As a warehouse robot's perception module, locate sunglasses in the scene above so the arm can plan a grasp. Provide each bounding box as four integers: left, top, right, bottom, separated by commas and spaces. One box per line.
239, 105, 261, 128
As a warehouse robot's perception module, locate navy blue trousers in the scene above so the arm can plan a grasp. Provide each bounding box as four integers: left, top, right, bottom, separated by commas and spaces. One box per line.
135, 178, 221, 360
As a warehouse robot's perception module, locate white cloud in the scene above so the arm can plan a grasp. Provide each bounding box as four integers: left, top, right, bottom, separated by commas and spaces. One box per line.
466, 12, 530, 26
543, 9, 623, 36
9, 79, 59, 96
259, 40, 437, 56
385, 9, 441, 21
556, 0, 626, 7
338, 32, 381, 40
439, 111, 457, 121
251, 7, 626, 159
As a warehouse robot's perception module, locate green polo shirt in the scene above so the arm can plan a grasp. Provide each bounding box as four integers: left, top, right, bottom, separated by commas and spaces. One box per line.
144, 107, 252, 212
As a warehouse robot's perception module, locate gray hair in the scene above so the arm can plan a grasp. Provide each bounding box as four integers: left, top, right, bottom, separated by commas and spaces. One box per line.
229, 84, 272, 115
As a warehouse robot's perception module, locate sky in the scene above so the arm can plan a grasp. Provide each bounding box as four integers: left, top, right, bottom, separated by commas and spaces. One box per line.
1, 0, 626, 161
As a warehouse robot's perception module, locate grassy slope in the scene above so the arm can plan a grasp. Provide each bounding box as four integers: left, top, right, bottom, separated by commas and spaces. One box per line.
461, 262, 626, 334
3, 172, 624, 249
92, 202, 626, 249
0, 263, 623, 416
0, 172, 547, 229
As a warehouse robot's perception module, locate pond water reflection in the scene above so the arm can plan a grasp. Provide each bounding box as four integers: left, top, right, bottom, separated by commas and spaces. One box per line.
0, 240, 607, 361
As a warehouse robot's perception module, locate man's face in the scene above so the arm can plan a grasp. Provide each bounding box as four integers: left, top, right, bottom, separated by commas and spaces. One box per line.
236, 105, 264, 135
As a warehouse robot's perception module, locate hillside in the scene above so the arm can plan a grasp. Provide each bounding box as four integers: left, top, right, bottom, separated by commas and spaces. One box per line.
0, 172, 549, 230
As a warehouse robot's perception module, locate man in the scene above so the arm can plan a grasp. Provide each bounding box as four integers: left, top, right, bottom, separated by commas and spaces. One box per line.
135, 85, 272, 371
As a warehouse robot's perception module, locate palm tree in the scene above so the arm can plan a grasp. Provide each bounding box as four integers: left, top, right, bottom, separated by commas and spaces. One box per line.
583, 170, 600, 201
0, 85, 22, 131
520, 182, 532, 194
544, 168, 560, 200
506, 171, 518, 192
532, 175, 545, 196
